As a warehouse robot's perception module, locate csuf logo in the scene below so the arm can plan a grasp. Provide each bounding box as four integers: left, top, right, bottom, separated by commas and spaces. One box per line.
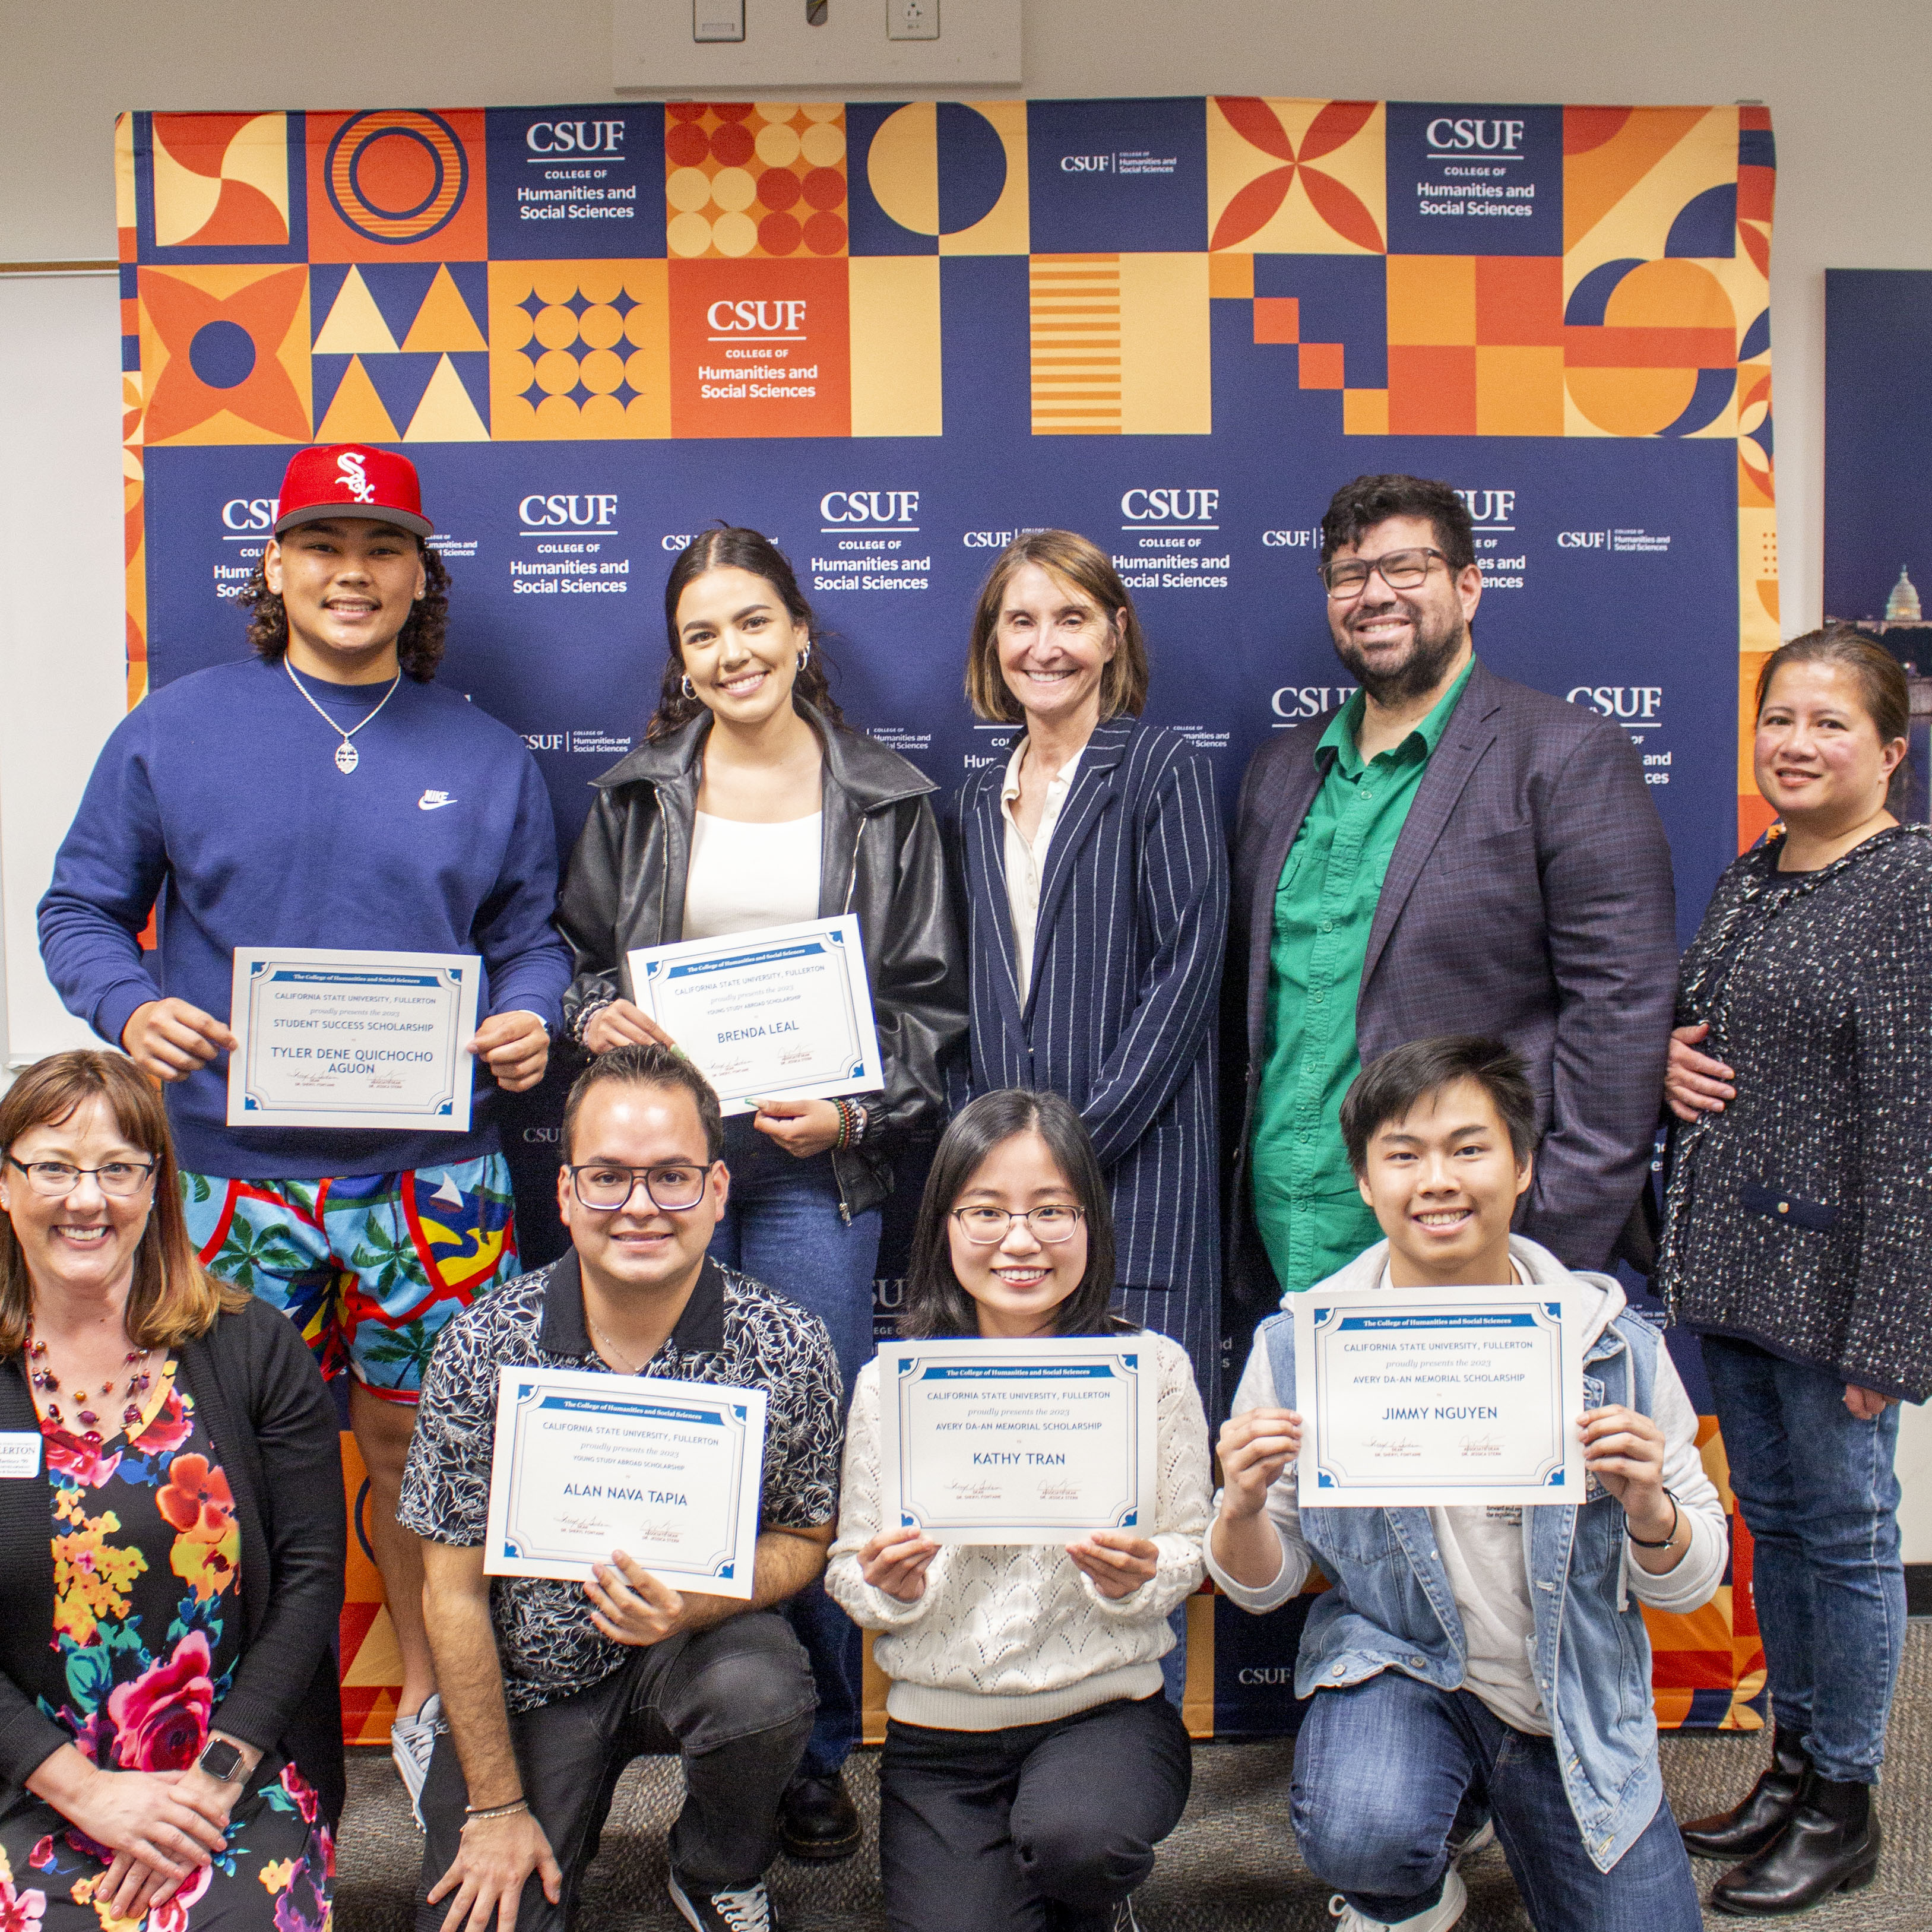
1426, 118, 1526, 154
525, 119, 626, 156
1568, 686, 1663, 723
1121, 488, 1220, 524
221, 498, 277, 532
520, 494, 619, 529
821, 491, 919, 526
707, 299, 807, 335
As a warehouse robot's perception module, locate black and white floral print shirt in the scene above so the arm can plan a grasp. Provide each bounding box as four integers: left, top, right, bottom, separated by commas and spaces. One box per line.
399, 1250, 843, 1712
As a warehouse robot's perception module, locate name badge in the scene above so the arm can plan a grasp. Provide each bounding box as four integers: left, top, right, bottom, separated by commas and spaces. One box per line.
0, 1433, 43, 1478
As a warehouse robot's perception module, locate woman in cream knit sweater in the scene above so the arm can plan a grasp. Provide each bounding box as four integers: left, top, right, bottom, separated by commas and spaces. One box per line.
827, 1089, 1210, 1932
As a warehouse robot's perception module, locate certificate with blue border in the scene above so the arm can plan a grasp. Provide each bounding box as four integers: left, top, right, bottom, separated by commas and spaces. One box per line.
626, 913, 884, 1117
878, 1338, 1158, 1544
226, 945, 480, 1132
483, 1366, 767, 1595
1293, 1287, 1588, 1509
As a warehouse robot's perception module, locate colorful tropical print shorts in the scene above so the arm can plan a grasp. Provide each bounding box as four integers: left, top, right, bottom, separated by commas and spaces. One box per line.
181, 1154, 520, 1399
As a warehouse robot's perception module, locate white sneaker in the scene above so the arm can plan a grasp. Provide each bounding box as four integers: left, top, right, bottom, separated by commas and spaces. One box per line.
1328, 1864, 1467, 1931
389, 1693, 440, 1830
1450, 1817, 1497, 1862
668, 1869, 780, 1931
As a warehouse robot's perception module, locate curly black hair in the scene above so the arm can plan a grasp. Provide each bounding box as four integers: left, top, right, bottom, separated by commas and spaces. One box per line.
234, 541, 451, 682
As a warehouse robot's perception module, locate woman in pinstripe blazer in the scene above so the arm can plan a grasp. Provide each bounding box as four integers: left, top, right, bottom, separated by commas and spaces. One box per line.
951, 532, 1228, 1408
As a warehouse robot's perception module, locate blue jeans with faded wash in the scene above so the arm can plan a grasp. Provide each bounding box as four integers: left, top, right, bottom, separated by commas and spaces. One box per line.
1700, 1333, 1905, 1784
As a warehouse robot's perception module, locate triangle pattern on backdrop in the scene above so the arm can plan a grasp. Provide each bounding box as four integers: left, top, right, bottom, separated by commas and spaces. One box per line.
315, 356, 401, 441
404, 354, 490, 441
403, 266, 489, 354
313, 268, 399, 356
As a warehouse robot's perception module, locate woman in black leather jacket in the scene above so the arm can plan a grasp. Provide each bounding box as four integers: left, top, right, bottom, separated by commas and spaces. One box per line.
556, 526, 965, 1857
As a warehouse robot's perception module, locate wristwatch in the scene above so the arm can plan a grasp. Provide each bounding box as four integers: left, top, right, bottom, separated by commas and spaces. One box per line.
195, 1738, 246, 1784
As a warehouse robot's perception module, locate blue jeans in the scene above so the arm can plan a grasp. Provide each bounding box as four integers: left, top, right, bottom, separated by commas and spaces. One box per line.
1291, 1672, 1701, 1932
1700, 1334, 1905, 1784
709, 1117, 882, 1776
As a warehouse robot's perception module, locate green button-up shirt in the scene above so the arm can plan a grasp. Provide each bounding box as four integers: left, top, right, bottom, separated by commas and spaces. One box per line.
1250, 660, 1474, 1294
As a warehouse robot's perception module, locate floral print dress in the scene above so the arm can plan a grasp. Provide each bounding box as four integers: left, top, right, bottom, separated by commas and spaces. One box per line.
0, 1364, 332, 1930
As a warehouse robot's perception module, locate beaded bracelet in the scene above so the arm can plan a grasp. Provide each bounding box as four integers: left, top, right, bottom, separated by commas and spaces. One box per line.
462, 1797, 530, 1828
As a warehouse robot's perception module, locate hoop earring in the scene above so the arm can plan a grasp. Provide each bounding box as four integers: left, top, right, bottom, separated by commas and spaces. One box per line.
680, 674, 695, 700
797, 643, 811, 672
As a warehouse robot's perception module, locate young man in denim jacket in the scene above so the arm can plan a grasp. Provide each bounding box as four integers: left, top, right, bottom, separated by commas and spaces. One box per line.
1207, 1036, 1724, 1932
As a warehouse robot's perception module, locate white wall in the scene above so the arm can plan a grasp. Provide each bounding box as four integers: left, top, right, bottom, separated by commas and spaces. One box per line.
7, 1, 1932, 1547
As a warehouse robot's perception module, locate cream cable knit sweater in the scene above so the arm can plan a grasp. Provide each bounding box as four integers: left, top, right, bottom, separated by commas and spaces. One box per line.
826, 1332, 1211, 1730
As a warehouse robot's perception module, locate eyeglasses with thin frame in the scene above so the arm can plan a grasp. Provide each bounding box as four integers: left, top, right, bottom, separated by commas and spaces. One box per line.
5, 1155, 158, 1199
950, 1204, 1086, 1246
565, 1161, 716, 1213
1319, 547, 1448, 598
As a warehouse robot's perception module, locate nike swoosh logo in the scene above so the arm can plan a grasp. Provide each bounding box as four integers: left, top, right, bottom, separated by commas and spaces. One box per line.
419, 796, 457, 810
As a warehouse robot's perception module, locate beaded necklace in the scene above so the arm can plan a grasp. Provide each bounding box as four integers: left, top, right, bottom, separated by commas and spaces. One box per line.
26, 1322, 156, 1440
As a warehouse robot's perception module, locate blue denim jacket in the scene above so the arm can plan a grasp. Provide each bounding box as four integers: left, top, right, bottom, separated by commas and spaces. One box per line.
1262, 1290, 1664, 1873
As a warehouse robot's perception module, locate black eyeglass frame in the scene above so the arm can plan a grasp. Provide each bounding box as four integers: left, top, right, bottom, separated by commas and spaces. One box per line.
1318, 546, 1450, 597
563, 1161, 719, 1213
4, 1154, 159, 1198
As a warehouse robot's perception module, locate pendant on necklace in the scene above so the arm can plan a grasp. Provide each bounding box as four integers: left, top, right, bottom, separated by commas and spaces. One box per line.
335, 740, 359, 774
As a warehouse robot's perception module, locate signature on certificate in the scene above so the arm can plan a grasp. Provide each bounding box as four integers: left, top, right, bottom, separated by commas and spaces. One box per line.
1364, 1435, 1422, 1459
559, 1510, 612, 1536
945, 1480, 1000, 1501
1459, 1434, 1504, 1458
1037, 1481, 1080, 1502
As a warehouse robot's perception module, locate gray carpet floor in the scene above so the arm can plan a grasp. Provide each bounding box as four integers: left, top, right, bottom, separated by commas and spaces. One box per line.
336, 1624, 1931, 1930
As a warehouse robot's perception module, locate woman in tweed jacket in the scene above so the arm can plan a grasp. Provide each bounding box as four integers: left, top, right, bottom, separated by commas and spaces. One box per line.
1656, 628, 1930, 1917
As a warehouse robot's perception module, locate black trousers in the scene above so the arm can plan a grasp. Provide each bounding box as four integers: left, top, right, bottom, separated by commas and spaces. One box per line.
414, 1613, 816, 1930
879, 1694, 1193, 1932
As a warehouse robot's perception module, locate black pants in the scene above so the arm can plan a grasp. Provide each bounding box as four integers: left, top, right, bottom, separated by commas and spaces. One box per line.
414, 1613, 816, 1930
879, 1694, 1193, 1931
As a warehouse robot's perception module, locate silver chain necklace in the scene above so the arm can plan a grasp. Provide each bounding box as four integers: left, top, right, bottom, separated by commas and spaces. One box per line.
587, 1314, 651, 1376
284, 656, 402, 774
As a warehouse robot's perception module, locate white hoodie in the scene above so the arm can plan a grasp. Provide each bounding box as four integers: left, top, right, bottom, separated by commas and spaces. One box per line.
1205, 1235, 1726, 1735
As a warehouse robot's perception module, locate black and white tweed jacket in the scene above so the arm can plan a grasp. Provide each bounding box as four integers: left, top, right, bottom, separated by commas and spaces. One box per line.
1656, 824, 1932, 1400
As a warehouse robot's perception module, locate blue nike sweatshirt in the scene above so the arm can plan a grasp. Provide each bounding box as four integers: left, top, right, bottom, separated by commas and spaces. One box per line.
39, 657, 573, 1180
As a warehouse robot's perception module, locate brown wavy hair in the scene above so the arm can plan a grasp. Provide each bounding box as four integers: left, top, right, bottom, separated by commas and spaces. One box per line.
236, 540, 451, 682
964, 530, 1149, 725
646, 527, 845, 742
0, 1053, 246, 1357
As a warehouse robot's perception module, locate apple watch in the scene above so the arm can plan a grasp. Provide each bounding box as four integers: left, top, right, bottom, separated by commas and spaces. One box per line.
195, 1737, 246, 1784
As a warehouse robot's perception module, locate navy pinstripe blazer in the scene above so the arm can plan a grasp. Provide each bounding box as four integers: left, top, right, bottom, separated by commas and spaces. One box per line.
1225, 657, 1678, 1313
954, 717, 1228, 1401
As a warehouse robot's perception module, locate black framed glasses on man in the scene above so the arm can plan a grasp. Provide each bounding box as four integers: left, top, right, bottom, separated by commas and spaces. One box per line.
565, 1161, 717, 1212
1319, 547, 1449, 598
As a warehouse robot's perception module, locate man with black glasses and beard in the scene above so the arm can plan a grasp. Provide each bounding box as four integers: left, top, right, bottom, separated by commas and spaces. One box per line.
1225, 474, 1677, 1315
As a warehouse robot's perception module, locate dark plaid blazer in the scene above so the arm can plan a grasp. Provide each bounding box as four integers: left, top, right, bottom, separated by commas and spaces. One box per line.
1224, 657, 1677, 1313
954, 717, 1227, 1407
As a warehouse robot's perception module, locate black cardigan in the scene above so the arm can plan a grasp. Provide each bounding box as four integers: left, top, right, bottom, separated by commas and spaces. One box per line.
1657, 825, 1932, 1401
0, 1296, 346, 1822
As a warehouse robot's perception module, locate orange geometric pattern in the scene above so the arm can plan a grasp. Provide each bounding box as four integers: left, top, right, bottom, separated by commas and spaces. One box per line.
1207, 98, 1385, 255
306, 109, 489, 264
487, 260, 669, 439
136, 264, 311, 446
150, 112, 291, 249
665, 103, 848, 261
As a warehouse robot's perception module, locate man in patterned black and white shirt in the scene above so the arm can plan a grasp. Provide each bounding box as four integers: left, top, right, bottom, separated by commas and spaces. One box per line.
399, 1043, 844, 1932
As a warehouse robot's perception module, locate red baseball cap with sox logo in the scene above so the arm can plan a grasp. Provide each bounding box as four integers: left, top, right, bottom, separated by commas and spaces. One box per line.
272, 444, 433, 540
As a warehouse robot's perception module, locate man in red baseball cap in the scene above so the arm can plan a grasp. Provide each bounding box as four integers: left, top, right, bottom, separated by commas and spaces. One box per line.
40, 444, 574, 1819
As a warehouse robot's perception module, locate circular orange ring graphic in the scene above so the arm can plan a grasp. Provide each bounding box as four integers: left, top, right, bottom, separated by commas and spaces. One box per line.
326, 110, 467, 243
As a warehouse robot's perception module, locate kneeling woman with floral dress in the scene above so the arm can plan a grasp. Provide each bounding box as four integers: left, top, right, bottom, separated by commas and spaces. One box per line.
0, 1051, 343, 1931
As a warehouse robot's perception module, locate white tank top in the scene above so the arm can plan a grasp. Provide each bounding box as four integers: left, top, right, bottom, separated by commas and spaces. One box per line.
682, 810, 824, 940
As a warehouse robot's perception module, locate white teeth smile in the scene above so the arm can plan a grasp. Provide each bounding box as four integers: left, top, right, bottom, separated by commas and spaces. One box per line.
1414, 1210, 1471, 1228
56, 1227, 109, 1243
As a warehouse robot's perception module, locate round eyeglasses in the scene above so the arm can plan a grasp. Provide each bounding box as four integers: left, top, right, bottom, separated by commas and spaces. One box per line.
565, 1162, 715, 1212
950, 1205, 1085, 1246
1319, 547, 1448, 598
5, 1155, 157, 1199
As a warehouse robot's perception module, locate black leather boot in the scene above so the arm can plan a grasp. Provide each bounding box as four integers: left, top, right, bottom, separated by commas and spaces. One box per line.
777, 1769, 862, 1862
1711, 1769, 1880, 1915
1681, 1724, 1810, 1860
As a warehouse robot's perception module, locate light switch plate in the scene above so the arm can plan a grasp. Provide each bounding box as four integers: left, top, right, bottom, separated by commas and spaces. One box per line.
692, 0, 744, 39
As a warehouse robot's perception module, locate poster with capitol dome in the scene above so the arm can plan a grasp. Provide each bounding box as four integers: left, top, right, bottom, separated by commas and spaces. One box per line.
116, 97, 1776, 1744
1825, 270, 1932, 825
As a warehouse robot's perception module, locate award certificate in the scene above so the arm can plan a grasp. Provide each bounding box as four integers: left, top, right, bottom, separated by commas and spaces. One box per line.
483, 1366, 767, 1595
226, 946, 479, 1132
626, 914, 884, 1117
878, 1337, 1158, 1544
1294, 1285, 1588, 1509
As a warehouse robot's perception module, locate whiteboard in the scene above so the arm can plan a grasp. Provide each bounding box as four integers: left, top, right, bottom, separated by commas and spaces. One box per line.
0, 271, 129, 1069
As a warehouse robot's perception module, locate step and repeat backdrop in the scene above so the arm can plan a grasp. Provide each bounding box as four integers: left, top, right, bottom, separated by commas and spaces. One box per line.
117, 95, 1776, 1743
